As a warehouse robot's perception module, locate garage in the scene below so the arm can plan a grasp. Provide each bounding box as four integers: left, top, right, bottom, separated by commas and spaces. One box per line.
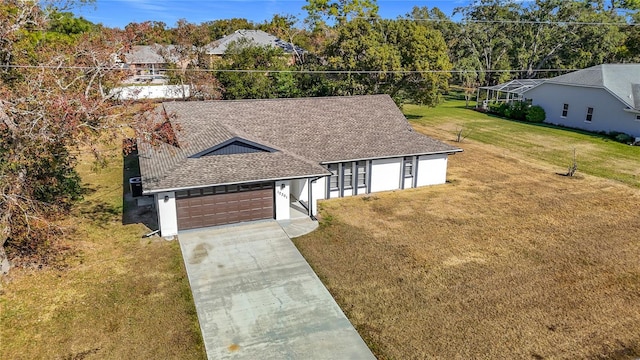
176, 182, 274, 230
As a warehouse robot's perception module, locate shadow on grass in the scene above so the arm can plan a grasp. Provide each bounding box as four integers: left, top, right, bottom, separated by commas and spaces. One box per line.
78, 202, 121, 228
121, 141, 158, 232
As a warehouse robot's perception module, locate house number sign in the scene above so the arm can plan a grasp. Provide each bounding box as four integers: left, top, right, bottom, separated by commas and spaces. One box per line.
276, 189, 288, 199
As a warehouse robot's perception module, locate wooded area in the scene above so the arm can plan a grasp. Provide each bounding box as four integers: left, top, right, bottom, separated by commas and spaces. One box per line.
1, 0, 640, 272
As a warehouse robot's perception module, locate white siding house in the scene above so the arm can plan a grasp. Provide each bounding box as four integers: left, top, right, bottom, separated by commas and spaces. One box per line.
138, 95, 462, 237
522, 64, 640, 137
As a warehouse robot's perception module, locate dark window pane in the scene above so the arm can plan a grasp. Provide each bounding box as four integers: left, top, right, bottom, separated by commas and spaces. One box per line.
328, 164, 339, 190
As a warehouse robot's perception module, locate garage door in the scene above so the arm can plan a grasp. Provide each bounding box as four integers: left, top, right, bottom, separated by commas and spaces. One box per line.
176, 183, 274, 230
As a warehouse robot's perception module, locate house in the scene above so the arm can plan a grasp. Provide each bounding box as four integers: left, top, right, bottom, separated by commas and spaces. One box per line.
113, 45, 192, 100
522, 64, 640, 137
204, 29, 304, 64
138, 95, 462, 237
122, 44, 173, 80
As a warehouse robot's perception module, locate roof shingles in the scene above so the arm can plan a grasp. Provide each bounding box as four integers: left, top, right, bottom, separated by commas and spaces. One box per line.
545, 64, 640, 109
139, 95, 460, 193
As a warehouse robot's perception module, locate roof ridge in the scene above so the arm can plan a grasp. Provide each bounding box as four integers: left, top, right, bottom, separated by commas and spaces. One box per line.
162, 94, 391, 106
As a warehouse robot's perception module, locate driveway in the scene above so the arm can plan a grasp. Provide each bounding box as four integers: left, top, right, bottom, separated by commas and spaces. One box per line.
178, 220, 375, 360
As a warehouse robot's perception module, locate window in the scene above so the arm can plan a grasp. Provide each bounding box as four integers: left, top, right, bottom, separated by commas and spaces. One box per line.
328, 164, 339, 190
562, 103, 569, 117
357, 161, 367, 187
404, 157, 413, 178
343, 163, 353, 189
636, 115, 640, 121
585, 107, 594, 122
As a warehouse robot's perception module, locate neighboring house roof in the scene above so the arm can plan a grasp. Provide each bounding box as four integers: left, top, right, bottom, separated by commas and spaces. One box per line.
205, 29, 304, 55
124, 44, 181, 65
529, 64, 640, 110
138, 95, 461, 193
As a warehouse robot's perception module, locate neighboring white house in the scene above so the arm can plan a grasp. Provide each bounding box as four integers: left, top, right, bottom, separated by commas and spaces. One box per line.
113, 44, 199, 100
137, 95, 462, 237
522, 64, 640, 137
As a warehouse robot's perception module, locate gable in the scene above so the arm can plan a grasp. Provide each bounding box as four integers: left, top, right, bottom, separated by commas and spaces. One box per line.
632, 83, 640, 109
539, 64, 640, 109
189, 137, 276, 158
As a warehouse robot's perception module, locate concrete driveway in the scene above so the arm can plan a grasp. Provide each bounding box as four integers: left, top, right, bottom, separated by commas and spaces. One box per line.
178, 220, 375, 360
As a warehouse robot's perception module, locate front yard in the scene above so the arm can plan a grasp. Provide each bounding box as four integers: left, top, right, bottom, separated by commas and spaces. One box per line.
293, 101, 640, 359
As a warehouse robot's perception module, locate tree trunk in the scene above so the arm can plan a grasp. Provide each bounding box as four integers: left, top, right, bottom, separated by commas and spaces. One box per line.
0, 246, 10, 275
0, 210, 11, 275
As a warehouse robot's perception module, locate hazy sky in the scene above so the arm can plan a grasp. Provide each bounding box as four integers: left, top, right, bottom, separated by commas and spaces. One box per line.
70, 0, 470, 28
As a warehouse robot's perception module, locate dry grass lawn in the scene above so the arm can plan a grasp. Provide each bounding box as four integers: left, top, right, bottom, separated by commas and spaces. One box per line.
294, 105, 640, 359
0, 147, 206, 360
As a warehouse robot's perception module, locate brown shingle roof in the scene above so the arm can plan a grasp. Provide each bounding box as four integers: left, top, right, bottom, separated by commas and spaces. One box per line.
139, 95, 461, 193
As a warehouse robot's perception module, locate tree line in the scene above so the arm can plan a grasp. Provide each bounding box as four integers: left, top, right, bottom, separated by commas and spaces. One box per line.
116, 0, 640, 103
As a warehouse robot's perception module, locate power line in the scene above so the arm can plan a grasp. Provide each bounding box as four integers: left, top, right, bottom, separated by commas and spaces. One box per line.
350, 16, 640, 27
1, 64, 580, 74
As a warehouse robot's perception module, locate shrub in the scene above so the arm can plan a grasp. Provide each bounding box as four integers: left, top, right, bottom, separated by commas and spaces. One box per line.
614, 133, 633, 144
488, 102, 502, 115
488, 102, 509, 116
525, 105, 546, 123
507, 101, 529, 121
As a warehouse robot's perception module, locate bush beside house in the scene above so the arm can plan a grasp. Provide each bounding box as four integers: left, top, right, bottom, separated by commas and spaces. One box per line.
488, 102, 546, 123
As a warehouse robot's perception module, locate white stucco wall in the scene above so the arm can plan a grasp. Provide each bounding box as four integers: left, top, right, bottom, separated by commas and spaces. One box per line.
370, 158, 402, 192
310, 177, 325, 216
524, 84, 640, 137
328, 189, 340, 199
416, 154, 448, 186
290, 178, 309, 203
111, 85, 191, 100
275, 180, 290, 220
156, 192, 178, 237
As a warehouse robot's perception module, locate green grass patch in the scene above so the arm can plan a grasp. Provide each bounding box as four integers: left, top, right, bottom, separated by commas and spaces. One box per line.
404, 99, 640, 187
